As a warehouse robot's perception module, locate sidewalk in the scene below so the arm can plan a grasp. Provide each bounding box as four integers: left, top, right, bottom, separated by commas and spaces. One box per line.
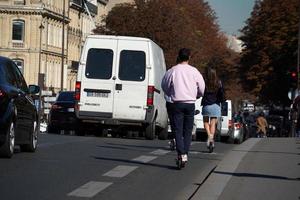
192, 138, 300, 200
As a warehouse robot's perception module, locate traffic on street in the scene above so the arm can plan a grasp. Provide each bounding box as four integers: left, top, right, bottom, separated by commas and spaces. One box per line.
0, 0, 299, 200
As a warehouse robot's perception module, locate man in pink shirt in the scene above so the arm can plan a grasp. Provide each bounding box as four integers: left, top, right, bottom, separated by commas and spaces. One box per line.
161, 48, 205, 169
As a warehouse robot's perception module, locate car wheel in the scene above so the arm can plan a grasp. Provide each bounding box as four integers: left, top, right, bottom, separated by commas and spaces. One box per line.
145, 120, 156, 140
20, 119, 38, 152
0, 121, 15, 158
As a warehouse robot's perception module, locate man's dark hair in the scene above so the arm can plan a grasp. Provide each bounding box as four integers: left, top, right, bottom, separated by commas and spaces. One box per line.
177, 48, 191, 63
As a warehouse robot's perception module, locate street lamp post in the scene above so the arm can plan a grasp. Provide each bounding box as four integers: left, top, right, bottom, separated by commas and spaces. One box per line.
61, 0, 66, 91
38, 23, 45, 123
298, 10, 300, 91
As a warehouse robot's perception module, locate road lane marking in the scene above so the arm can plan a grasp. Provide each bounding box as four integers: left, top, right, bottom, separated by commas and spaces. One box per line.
68, 181, 112, 198
103, 165, 138, 178
189, 151, 218, 155
150, 149, 170, 155
132, 155, 157, 163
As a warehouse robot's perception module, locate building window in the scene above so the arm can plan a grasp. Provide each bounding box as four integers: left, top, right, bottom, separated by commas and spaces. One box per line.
12, 20, 25, 42
13, 59, 24, 74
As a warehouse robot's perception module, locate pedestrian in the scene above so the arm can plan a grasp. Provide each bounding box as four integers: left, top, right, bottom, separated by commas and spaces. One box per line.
256, 112, 268, 138
201, 67, 225, 153
161, 48, 205, 169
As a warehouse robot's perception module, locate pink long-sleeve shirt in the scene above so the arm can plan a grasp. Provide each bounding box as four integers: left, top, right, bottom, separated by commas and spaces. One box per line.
161, 63, 205, 103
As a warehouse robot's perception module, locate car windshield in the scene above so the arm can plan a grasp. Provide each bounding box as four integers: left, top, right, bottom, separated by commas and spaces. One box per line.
57, 92, 75, 102
0, 62, 7, 84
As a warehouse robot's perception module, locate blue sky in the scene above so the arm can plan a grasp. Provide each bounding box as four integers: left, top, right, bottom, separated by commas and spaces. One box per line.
206, 0, 256, 36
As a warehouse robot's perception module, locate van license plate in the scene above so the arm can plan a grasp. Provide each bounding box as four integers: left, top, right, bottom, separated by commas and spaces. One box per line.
87, 92, 109, 98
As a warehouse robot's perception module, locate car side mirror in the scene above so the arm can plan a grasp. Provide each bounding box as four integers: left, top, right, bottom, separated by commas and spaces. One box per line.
195, 110, 200, 115
29, 85, 40, 94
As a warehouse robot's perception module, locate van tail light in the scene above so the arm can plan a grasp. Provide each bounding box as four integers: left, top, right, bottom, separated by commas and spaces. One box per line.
75, 81, 81, 101
147, 86, 154, 106
228, 119, 233, 128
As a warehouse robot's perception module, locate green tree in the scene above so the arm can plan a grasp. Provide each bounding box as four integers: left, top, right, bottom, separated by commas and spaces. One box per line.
239, 0, 300, 105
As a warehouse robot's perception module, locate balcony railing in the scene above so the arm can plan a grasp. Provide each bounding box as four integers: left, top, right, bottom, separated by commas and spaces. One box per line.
12, 42, 24, 48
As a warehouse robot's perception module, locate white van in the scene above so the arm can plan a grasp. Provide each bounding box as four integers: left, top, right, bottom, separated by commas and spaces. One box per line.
220, 100, 233, 137
75, 35, 168, 140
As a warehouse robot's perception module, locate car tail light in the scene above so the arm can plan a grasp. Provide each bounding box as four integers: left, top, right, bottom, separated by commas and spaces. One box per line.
228, 119, 233, 128
234, 123, 241, 129
75, 81, 81, 101
147, 86, 154, 106
51, 104, 62, 110
0, 89, 5, 97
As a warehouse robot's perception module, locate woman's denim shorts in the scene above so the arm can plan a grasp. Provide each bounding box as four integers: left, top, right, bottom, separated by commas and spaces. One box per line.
202, 103, 221, 117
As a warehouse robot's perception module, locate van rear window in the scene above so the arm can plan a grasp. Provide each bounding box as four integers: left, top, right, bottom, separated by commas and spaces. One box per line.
118, 50, 146, 81
85, 48, 113, 79
221, 102, 228, 116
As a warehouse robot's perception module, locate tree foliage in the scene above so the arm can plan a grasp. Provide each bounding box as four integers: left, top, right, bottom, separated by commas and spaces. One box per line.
94, 0, 242, 101
239, 0, 300, 105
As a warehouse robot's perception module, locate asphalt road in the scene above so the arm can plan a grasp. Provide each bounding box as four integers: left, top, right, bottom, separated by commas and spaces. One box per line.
0, 133, 235, 200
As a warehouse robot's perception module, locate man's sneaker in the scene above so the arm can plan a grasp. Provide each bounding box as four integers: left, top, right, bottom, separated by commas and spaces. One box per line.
181, 154, 188, 162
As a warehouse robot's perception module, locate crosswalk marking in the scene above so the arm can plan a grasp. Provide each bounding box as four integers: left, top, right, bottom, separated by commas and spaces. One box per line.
132, 155, 157, 163
103, 165, 138, 178
150, 149, 171, 155
68, 181, 112, 198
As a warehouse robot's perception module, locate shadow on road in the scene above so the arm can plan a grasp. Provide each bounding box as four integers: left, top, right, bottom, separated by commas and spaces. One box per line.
214, 171, 300, 181
92, 156, 178, 170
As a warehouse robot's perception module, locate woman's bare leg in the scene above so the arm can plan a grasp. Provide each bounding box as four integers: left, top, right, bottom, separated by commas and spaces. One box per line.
209, 117, 218, 143
203, 116, 210, 146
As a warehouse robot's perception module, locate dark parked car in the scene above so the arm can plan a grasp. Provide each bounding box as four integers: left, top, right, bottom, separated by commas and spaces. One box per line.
0, 56, 40, 158
47, 91, 78, 134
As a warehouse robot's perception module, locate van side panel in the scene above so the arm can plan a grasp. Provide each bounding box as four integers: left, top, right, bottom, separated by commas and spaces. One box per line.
149, 42, 167, 127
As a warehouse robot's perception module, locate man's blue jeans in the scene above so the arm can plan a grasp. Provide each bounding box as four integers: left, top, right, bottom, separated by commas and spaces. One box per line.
173, 102, 195, 156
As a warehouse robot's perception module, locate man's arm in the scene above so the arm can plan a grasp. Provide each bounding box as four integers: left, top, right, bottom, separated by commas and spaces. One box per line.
161, 69, 173, 96
195, 71, 205, 98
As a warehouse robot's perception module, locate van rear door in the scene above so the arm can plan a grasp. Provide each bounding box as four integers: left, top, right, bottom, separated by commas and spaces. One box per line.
113, 40, 149, 120
221, 101, 232, 135
79, 39, 117, 118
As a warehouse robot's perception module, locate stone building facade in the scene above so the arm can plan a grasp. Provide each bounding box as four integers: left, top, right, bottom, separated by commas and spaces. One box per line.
0, 0, 133, 93
0, 0, 69, 93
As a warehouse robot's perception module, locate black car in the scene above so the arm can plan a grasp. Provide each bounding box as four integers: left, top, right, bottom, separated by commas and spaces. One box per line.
0, 56, 40, 158
47, 91, 78, 134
